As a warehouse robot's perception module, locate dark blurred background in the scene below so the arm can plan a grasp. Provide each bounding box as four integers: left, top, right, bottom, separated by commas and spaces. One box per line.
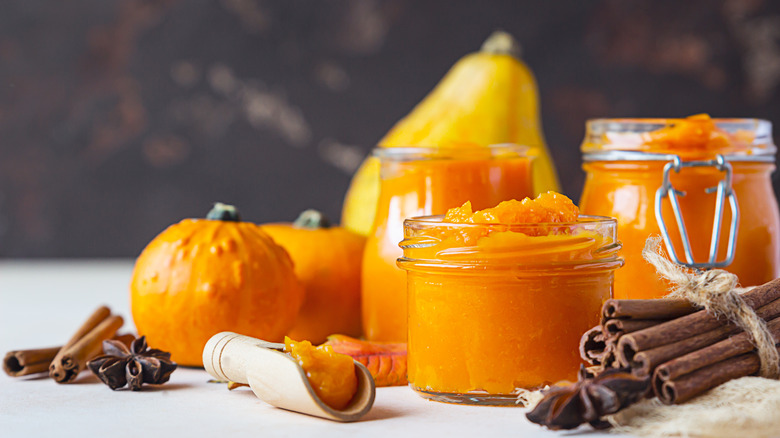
1, 0, 779, 257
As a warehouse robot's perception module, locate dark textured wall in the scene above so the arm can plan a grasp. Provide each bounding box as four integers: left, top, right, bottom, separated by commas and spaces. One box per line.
1, 0, 779, 257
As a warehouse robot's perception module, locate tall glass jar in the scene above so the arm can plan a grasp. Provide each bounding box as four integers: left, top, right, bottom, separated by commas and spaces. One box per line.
398, 214, 622, 405
580, 116, 780, 299
361, 145, 533, 342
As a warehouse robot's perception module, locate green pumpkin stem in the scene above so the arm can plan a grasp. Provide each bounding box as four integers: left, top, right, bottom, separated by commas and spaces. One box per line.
206, 203, 242, 221
293, 209, 331, 229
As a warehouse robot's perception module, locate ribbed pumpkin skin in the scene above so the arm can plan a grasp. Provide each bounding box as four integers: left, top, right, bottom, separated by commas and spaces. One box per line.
261, 223, 365, 344
340, 32, 560, 236
130, 218, 304, 366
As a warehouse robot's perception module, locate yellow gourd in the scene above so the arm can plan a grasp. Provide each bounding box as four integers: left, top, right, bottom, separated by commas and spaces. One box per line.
340, 31, 560, 236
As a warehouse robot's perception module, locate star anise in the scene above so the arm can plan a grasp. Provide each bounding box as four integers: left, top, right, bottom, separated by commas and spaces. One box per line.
526, 365, 650, 430
87, 336, 177, 390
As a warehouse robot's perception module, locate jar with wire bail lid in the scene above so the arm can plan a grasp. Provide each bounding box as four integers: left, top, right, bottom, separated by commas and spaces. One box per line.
579, 115, 780, 299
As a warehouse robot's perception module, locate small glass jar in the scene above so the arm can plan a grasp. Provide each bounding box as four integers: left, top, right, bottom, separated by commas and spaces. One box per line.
398, 215, 622, 405
580, 117, 780, 299
361, 145, 534, 342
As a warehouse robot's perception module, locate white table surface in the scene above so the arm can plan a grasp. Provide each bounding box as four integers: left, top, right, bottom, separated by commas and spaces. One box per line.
0, 260, 622, 438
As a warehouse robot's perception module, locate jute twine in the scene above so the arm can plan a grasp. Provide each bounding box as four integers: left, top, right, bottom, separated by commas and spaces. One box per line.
642, 236, 780, 379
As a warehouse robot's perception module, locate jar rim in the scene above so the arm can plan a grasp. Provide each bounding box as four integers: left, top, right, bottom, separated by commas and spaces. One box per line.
372, 144, 532, 161
582, 117, 776, 160
587, 117, 771, 130
398, 214, 623, 273
403, 214, 617, 230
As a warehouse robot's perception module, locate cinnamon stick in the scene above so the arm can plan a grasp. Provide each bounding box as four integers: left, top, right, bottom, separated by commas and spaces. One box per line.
603, 319, 667, 337
580, 326, 607, 365
626, 322, 738, 376
3, 334, 135, 378
600, 340, 620, 369
3, 347, 60, 377
656, 345, 780, 404
49, 307, 124, 383
602, 298, 698, 322
616, 280, 780, 361
580, 319, 668, 366
618, 294, 780, 373
654, 317, 780, 387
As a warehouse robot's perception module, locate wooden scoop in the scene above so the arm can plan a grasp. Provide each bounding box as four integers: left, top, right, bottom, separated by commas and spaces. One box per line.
203, 332, 376, 422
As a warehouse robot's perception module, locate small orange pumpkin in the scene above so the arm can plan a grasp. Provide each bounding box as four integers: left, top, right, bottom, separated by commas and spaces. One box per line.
262, 210, 365, 344
130, 203, 304, 366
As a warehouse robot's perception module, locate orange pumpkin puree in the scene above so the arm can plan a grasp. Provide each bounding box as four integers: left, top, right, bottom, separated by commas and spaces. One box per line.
362, 147, 533, 342
284, 337, 358, 410
580, 114, 780, 299
640, 114, 748, 156
444, 191, 579, 225
400, 193, 621, 396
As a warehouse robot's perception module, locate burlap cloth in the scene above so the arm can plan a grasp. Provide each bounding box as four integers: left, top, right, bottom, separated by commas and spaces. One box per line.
519, 377, 780, 437
606, 376, 780, 437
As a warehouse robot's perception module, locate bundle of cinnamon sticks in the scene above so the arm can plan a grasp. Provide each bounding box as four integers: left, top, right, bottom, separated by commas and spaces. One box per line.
581, 278, 780, 404
3, 306, 131, 383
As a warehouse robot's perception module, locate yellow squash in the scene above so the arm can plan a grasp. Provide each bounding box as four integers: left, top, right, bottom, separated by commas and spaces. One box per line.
341, 31, 560, 236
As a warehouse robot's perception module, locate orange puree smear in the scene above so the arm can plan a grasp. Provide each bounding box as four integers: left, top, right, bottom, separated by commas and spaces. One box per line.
284, 337, 358, 410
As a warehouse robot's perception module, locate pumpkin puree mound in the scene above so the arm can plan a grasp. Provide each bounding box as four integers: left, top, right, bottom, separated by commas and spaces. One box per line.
444, 191, 579, 224
284, 337, 358, 410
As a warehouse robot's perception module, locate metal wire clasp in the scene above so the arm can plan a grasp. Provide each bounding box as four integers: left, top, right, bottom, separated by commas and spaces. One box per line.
654, 154, 739, 269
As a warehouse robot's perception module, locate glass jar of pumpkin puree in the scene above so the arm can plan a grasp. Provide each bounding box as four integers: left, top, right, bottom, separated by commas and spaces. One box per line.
580, 115, 780, 300
362, 145, 533, 342
397, 194, 622, 405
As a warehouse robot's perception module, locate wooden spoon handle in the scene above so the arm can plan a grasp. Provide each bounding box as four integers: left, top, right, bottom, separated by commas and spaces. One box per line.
202, 332, 284, 383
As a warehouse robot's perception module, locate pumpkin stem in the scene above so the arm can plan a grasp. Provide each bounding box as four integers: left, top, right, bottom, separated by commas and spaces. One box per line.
206, 203, 242, 221
293, 209, 331, 229
480, 30, 522, 58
